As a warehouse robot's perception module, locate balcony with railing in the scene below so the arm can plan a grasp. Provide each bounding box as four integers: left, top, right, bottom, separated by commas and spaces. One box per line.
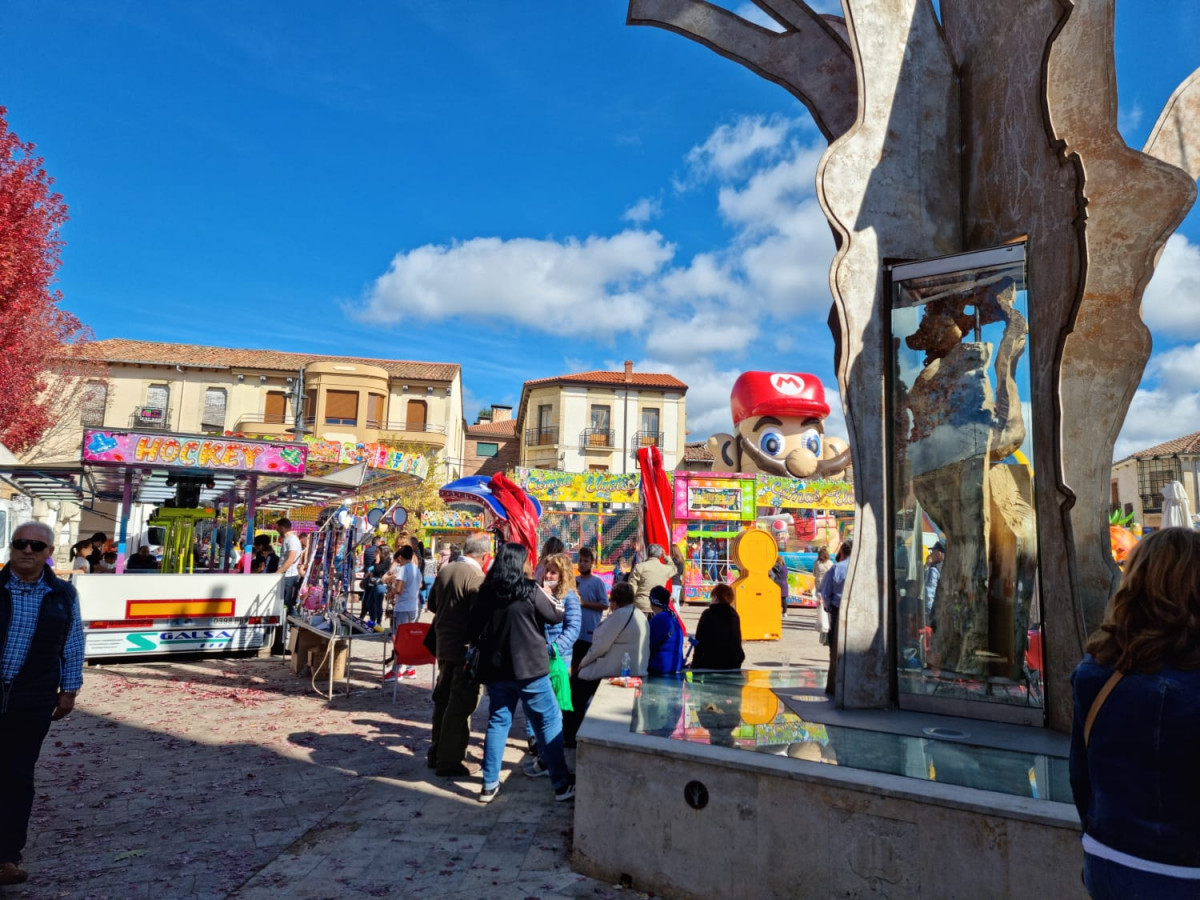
130, 406, 171, 431
377, 419, 448, 448
630, 431, 664, 453
525, 425, 560, 448
233, 411, 297, 437
580, 428, 615, 450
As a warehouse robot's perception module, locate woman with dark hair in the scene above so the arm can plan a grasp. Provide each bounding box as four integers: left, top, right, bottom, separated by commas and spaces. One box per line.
362, 549, 391, 625
69, 539, 93, 575
468, 542, 575, 804
690, 583, 745, 670
1070, 527, 1200, 898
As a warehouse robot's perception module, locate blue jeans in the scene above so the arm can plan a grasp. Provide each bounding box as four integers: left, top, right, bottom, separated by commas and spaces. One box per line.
1084, 853, 1200, 899
482, 676, 570, 791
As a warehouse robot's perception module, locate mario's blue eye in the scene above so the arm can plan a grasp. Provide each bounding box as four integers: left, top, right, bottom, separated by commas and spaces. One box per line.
801, 428, 822, 456
759, 428, 785, 457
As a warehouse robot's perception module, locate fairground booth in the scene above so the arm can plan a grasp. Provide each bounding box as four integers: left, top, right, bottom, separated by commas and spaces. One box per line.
0, 428, 366, 658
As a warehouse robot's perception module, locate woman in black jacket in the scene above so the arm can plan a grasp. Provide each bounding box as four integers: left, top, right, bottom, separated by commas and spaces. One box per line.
469, 542, 574, 804
691, 583, 745, 670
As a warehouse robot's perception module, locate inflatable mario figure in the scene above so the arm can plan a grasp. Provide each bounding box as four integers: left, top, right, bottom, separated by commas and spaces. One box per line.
706, 372, 851, 480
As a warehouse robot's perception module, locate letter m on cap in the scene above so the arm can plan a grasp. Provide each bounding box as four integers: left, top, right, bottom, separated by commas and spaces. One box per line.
770, 374, 806, 395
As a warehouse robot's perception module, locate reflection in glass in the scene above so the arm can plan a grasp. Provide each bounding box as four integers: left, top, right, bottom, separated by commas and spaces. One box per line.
889, 247, 1043, 711
630, 671, 1067, 802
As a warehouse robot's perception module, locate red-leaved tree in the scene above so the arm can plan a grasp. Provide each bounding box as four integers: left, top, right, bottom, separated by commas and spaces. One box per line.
0, 106, 95, 454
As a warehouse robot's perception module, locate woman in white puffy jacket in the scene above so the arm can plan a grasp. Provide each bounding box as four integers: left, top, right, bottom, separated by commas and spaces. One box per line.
563, 582, 650, 746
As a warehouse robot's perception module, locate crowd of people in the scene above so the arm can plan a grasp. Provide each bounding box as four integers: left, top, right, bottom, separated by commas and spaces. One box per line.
9, 512, 1197, 895
423, 535, 746, 804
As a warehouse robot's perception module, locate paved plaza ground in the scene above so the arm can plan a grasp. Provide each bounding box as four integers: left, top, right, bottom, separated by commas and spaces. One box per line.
3, 604, 827, 899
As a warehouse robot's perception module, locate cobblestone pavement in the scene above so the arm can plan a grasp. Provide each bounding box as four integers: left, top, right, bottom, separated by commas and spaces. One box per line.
2, 605, 825, 899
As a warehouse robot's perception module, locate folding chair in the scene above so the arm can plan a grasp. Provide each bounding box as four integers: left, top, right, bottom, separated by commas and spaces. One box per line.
390, 622, 437, 701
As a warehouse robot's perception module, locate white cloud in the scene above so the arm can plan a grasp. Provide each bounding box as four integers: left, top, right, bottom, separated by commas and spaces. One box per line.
1115, 382, 1200, 459
1146, 342, 1200, 394
1142, 234, 1200, 339
682, 115, 798, 183
361, 113, 843, 435
1114, 234, 1200, 458
362, 231, 674, 331
622, 196, 662, 225
1115, 340, 1200, 457
658, 252, 746, 304
643, 311, 759, 360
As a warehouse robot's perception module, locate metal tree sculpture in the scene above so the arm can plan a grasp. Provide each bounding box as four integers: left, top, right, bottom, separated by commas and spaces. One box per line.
628, 0, 1200, 730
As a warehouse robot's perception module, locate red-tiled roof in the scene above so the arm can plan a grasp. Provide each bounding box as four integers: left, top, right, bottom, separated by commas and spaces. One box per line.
1130, 431, 1200, 459
83, 339, 459, 382
466, 419, 518, 438
522, 370, 687, 391
516, 367, 688, 428
683, 441, 714, 462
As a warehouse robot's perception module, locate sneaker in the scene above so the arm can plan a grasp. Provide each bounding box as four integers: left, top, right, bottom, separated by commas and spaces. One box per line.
554, 776, 576, 802
478, 784, 500, 804
436, 763, 475, 778
381, 667, 400, 682
401, 666, 419, 679
522, 757, 550, 778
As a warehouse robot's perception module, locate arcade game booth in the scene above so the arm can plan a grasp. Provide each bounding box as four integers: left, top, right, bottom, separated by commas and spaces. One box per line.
0, 428, 360, 659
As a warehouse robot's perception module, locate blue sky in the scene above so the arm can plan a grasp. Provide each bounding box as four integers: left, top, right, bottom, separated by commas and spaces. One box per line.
4, 1, 1200, 455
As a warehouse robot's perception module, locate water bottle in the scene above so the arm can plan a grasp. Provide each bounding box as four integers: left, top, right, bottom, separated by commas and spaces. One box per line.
621, 652, 631, 678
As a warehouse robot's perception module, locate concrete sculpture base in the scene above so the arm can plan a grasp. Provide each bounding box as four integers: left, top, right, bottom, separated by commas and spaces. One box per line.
573, 682, 1086, 899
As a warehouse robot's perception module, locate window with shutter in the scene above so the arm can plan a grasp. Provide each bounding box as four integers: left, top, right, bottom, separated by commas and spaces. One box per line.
80, 382, 108, 426
136, 385, 170, 427
201, 388, 227, 431
324, 390, 358, 425
265, 391, 288, 424
367, 394, 386, 428
406, 399, 427, 431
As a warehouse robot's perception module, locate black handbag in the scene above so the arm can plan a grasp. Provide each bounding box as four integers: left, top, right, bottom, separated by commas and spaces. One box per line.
463, 644, 482, 682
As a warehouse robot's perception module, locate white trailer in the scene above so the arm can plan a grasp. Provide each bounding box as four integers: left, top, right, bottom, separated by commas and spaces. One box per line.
75, 572, 283, 658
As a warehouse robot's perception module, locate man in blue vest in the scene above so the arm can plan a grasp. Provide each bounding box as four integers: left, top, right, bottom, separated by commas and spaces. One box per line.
0, 522, 84, 887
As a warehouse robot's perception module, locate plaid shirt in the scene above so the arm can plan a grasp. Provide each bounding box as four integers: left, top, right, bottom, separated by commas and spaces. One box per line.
1, 572, 85, 691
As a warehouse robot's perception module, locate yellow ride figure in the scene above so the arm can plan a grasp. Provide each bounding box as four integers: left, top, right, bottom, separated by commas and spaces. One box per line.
731, 527, 782, 640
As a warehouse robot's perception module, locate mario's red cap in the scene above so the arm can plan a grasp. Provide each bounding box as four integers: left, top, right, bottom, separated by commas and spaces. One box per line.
730, 372, 830, 425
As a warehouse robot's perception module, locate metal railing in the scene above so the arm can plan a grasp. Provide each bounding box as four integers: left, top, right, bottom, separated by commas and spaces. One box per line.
631, 431, 663, 451
580, 428, 615, 448
382, 421, 448, 434
525, 426, 559, 447
130, 406, 171, 430
236, 412, 294, 426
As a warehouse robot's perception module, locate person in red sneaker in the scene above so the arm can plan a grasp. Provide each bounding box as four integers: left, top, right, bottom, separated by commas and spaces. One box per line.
1, 522, 84, 887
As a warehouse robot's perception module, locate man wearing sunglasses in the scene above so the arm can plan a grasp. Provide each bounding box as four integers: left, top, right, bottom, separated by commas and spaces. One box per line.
0, 522, 84, 887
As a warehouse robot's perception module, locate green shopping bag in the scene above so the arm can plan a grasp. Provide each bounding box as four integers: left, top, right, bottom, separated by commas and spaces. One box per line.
548, 645, 574, 712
